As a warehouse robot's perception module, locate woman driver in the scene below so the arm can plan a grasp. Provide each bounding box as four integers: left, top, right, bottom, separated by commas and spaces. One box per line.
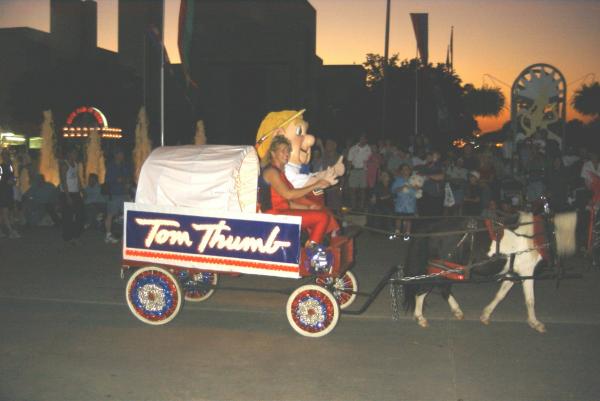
261, 136, 334, 250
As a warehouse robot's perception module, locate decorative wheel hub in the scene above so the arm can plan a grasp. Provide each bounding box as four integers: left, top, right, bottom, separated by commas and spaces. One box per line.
137, 284, 166, 312
296, 297, 326, 327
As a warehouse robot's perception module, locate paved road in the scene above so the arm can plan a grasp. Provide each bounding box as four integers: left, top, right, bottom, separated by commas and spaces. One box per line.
1, 227, 599, 401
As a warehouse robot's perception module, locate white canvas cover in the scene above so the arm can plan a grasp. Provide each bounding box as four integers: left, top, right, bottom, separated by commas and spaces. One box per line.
135, 144, 259, 213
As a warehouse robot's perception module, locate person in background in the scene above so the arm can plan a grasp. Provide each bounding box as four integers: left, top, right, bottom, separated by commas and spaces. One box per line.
322, 138, 343, 211
445, 156, 468, 216
391, 164, 418, 239
347, 134, 372, 210
463, 171, 483, 216
0, 148, 20, 238
309, 138, 325, 173
415, 150, 445, 217
104, 149, 131, 244
59, 147, 84, 245
366, 143, 383, 195
22, 174, 60, 227
83, 173, 106, 230
545, 156, 570, 212
366, 169, 394, 231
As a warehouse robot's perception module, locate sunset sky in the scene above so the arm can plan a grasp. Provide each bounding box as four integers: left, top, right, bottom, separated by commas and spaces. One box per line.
1, 0, 598, 132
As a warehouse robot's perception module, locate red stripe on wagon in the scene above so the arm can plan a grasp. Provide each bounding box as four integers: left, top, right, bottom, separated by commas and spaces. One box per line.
125, 249, 299, 273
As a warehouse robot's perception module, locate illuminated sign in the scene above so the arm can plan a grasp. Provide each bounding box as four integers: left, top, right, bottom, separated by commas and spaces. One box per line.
123, 204, 302, 278
62, 106, 122, 139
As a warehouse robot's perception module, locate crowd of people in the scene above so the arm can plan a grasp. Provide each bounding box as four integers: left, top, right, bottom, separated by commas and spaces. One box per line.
0, 146, 132, 245
308, 133, 600, 238
0, 130, 598, 245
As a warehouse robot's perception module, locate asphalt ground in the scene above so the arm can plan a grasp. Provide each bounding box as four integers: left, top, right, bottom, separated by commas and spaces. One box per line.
1, 226, 599, 401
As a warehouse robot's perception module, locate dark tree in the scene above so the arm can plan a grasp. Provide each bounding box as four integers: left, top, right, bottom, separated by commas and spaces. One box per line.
572, 82, 600, 118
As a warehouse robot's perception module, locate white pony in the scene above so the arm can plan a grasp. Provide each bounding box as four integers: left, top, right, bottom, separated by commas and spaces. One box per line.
480, 212, 577, 332
404, 211, 577, 333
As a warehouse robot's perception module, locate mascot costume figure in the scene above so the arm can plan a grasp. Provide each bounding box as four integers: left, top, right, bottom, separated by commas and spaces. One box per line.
255, 109, 345, 272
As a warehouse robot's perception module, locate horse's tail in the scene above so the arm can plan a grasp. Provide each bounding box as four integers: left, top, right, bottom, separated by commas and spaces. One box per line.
402, 236, 429, 313
554, 211, 577, 257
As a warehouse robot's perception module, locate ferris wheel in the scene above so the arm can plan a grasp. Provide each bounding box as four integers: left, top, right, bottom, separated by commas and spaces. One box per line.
511, 63, 566, 141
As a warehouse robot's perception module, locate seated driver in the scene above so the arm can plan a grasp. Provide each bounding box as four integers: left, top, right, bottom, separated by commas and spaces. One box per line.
261, 136, 332, 244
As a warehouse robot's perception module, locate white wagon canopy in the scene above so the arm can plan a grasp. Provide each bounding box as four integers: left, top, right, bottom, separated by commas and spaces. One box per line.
135, 145, 259, 213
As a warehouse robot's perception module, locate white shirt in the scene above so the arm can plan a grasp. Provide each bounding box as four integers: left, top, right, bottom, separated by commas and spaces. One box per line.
581, 160, 600, 188
285, 162, 311, 188
347, 144, 371, 169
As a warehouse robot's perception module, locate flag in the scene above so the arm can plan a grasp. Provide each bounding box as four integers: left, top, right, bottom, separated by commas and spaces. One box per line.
450, 26, 454, 71
410, 13, 428, 65
178, 0, 198, 89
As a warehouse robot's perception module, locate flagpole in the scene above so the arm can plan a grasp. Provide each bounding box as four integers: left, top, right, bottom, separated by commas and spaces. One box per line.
160, 0, 165, 147
414, 47, 418, 139
381, 0, 391, 139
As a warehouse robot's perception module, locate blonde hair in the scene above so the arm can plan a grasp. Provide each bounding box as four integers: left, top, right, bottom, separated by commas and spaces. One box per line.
263, 136, 291, 167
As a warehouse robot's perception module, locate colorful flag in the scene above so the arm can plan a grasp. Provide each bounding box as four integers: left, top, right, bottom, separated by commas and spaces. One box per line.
410, 13, 428, 65
178, 0, 198, 88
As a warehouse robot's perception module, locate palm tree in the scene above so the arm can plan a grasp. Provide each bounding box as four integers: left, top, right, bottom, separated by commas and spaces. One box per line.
572, 82, 600, 118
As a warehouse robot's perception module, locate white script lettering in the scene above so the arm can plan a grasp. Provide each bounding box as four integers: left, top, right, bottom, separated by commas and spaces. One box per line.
192, 220, 291, 254
135, 218, 193, 248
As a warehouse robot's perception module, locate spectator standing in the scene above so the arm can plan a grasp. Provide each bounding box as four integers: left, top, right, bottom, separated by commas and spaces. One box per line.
366, 144, 383, 194
104, 149, 131, 244
59, 147, 84, 245
83, 173, 107, 229
545, 156, 569, 212
322, 139, 342, 210
391, 164, 417, 238
367, 169, 394, 231
580, 152, 600, 190
463, 171, 483, 216
415, 150, 445, 217
0, 148, 20, 238
445, 157, 468, 215
347, 135, 372, 210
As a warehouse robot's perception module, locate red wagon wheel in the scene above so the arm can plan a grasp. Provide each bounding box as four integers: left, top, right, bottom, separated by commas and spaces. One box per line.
315, 271, 358, 309
286, 285, 339, 337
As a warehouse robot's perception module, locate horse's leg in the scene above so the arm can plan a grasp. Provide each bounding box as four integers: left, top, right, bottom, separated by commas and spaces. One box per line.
414, 291, 429, 328
522, 278, 546, 333
480, 280, 514, 325
441, 285, 464, 320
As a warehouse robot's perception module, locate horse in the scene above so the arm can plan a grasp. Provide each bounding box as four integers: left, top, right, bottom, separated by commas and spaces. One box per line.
402, 210, 577, 333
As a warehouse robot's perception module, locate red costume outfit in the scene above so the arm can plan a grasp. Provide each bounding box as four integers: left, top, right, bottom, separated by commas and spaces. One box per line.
262, 166, 338, 244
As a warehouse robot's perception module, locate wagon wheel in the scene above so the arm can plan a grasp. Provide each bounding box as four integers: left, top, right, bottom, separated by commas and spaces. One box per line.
126, 266, 182, 325
286, 285, 339, 337
182, 271, 218, 302
315, 271, 358, 310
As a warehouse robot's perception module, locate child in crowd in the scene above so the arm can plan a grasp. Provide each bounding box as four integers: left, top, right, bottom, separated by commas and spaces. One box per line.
391, 164, 417, 239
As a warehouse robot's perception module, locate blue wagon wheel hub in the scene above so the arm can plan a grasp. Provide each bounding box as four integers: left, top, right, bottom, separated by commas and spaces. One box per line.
296, 295, 328, 327
126, 267, 182, 325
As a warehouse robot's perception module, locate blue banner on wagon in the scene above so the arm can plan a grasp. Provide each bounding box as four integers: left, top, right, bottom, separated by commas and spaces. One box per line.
122, 203, 303, 278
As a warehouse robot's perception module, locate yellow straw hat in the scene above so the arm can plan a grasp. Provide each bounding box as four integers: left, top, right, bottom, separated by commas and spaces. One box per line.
255, 109, 305, 159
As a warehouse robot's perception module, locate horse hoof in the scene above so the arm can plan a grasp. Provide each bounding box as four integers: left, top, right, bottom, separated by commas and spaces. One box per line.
453, 310, 464, 320
416, 317, 429, 328
480, 315, 490, 325
529, 321, 546, 333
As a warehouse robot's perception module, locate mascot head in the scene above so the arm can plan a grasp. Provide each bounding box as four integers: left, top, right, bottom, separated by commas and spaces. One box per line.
255, 109, 315, 166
